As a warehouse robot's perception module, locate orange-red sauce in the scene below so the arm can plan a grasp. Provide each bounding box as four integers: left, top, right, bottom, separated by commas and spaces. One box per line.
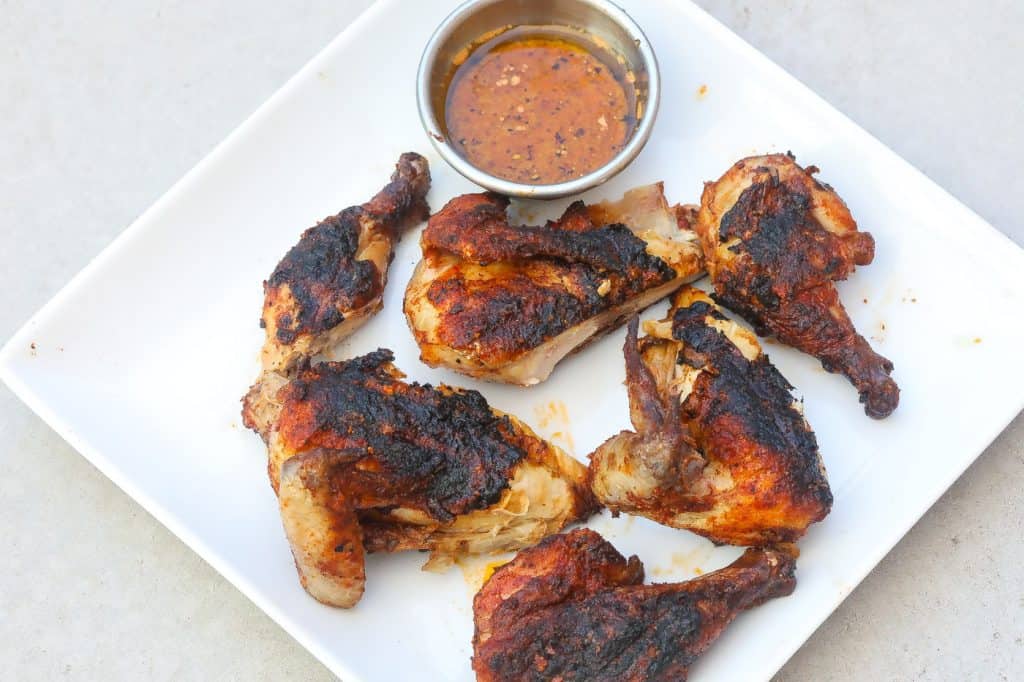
445, 26, 636, 185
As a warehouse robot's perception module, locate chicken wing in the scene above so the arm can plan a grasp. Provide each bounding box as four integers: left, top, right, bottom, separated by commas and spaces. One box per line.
260, 152, 430, 371
696, 153, 898, 417
472, 528, 796, 682
404, 184, 704, 385
241, 350, 597, 608
589, 287, 832, 546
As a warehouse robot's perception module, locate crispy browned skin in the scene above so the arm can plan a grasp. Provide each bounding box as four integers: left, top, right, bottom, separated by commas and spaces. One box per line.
260, 153, 430, 371
422, 194, 672, 274
589, 287, 832, 546
472, 529, 797, 681
697, 153, 898, 418
243, 350, 598, 607
277, 351, 528, 518
405, 184, 705, 385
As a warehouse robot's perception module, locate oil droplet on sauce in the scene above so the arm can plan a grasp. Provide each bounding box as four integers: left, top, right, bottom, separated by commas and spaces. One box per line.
445, 25, 637, 185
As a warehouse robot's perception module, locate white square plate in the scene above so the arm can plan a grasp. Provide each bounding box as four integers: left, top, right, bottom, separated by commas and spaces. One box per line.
3, 1, 1023, 679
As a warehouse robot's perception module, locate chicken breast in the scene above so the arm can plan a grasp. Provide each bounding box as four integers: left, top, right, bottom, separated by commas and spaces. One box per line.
404, 184, 704, 385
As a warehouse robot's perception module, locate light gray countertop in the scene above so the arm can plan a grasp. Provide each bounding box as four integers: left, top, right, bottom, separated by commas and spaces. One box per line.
2, 1, 1021, 679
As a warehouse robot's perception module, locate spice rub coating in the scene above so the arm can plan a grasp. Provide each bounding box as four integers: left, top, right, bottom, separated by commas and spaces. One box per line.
260, 152, 430, 371
696, 153, 898, 417
472, 529, 797, 682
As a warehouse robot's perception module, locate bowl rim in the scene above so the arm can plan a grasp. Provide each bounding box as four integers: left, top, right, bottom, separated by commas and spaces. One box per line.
416, 0, 661, 199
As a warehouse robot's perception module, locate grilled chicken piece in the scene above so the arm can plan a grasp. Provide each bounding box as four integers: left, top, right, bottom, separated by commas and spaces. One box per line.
241, 350, 598, 608
589, 287, 832, 546
404, 184, 704, 385
697, 153, 898, 417
472, 528, 797, 682
260, 153, 430, 371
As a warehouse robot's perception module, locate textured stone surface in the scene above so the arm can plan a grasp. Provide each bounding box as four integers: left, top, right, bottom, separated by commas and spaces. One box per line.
1, 1, 1020, 679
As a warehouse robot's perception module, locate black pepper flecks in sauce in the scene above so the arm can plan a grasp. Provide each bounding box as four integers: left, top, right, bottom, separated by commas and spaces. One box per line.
445, 26, 637, 185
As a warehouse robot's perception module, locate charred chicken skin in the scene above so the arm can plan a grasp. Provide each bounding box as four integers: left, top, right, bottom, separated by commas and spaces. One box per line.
260, 153, 430, 371
404, 184, 705, 385
589, 287, 832, 546
696, 153, 898, 418
241, 350, 597, 608
472, 528, 797, 682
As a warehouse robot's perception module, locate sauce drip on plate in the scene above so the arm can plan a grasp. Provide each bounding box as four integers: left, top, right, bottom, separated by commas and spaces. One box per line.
445, 26, 637, 185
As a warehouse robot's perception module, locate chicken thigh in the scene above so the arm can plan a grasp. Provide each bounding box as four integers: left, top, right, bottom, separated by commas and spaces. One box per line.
589, 287, 832, 546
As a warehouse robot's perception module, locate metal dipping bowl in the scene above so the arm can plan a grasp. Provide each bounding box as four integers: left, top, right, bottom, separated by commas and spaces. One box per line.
417, 0, 660, 199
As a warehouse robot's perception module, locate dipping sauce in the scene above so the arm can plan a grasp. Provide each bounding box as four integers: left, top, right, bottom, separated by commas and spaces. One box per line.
444, 26, 638, 185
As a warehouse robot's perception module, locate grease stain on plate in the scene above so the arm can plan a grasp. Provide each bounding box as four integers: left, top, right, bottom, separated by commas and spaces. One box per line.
533, 399, 576, 454
871, 320, 888, 343
953, 335, 984, 348
649, 544, 715, 578
457, 554, 511, 595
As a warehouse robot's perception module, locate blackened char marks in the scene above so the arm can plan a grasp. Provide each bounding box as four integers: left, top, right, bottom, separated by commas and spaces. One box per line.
473, 529, 800, 682
426, 266, 605, 362
719, 174, 853, 308
671, 302, 832, 509
415, 191, 684, 367
265, 152, 431, 344
673, 305, 800, 457
672, 299, 728, 326
267, 207, 379, 344
424, 193, 674, 277
277, 350, 525, 520
485, 589, 702, 681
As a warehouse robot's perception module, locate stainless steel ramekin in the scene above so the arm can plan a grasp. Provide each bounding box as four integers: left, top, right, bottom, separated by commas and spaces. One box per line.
416, 0, 660, 200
